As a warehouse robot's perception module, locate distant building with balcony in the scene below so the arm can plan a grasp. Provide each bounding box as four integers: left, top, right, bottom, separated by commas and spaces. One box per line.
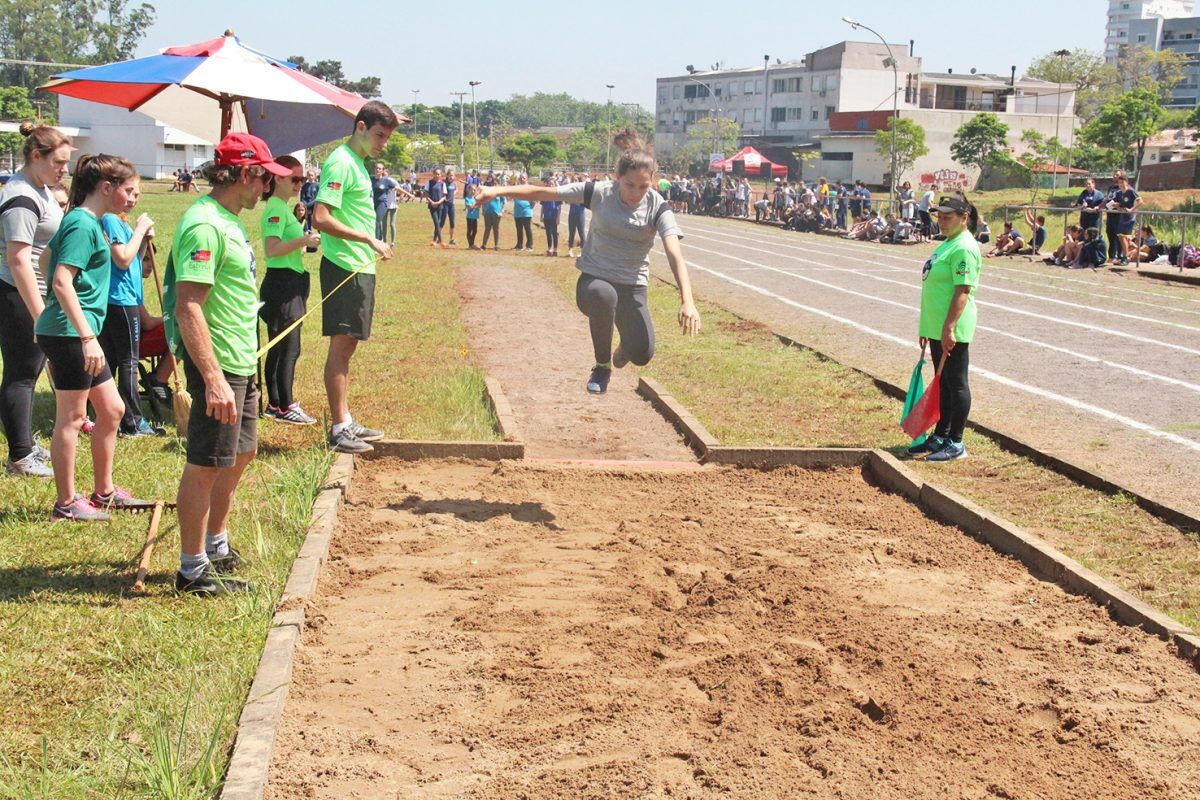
1127, 14, 1200, 107
1106, 0, 1195, 63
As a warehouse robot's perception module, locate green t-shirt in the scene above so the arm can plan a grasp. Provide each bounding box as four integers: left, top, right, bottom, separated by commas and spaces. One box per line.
163, 196, 260, 377
35, 208, 110, 338
315, 144, 375, 275
919, 229, 980, 343
261, 196, 305, 273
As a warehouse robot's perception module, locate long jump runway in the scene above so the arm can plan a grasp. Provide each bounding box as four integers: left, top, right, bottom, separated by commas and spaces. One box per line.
657, 216, 1200, 518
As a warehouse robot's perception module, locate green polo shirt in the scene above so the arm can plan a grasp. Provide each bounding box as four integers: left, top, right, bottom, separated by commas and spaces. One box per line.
261, 196, 305, 273
315, 144, 375, 275
919, 229, 980, 343
163, 195, 260, 377
35, 208, 111, 338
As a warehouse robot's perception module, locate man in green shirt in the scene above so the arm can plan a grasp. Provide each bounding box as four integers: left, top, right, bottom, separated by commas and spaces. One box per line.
164, 132, 291, 596
312, 100, 400, 454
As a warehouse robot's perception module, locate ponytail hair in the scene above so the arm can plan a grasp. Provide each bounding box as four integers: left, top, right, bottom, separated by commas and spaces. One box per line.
68, 154, 136, 209
613, 128, 657, 177
19, 122, 71, 165
962, 195, 980, 236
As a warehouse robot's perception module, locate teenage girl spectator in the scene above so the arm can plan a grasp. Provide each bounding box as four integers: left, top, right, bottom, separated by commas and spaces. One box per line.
260, 154, 321, 426
566, 191, 586, 258
754, 190, 770, 223
1103, 170, 1126, 266
1022, 209, 1047, 255
541, 190, 561, 256
37, 154, 147, 520
464, 184, 481, 249
98, 176, 161, 437
908, 196, 981, 463
299, 170, 319, 232
986, 221, 1024, 257
179, 167, 195, 193
1046, 225, 1083, 266
371, 162, 393, 242
1109, 173, 1142, 267
481, 190, 505, 250
426, 168, 447, 247
1, 123, 70, 477
512, 195, 534, 251
1134, 225, 1163, 262
1072, 228, 1106, 269
444, 168, 459, 246
1075, 177, 1104, 234
916, 186, 935, 238
897, 181, 915, 222
475, 130, 700, 395
975, 216, 990, 245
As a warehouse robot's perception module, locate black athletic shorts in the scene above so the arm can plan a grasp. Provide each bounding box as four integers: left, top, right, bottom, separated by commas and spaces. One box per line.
259, 268, 310, 330
320, 256, 375, 340
181, 352, 258, 468
38, 334, 112, 390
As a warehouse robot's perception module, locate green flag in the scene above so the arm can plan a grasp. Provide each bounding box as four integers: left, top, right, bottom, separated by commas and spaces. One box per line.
902, 357, 928, 446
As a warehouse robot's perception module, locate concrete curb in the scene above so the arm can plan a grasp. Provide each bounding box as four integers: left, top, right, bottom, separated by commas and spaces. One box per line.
635, 377, 719, 458
219, 452, 355, 800
652, 271, 1200, 533
704, 446, 873, 468
1110, 264, 1200, 287
366, 439, 525, 461
484, 377, 522, 442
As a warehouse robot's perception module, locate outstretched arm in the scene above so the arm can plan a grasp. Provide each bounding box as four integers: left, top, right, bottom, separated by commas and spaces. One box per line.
661, 234, 700, 336
476, 183, 559, 204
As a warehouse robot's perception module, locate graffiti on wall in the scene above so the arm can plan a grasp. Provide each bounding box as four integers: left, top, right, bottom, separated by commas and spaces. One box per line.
919, 169, 970, 192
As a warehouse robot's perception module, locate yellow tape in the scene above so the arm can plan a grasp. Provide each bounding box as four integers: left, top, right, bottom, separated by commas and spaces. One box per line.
255, 255, 384, 359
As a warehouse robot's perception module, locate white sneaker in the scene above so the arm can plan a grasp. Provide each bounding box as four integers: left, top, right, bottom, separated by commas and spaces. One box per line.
7, 450, 52, 478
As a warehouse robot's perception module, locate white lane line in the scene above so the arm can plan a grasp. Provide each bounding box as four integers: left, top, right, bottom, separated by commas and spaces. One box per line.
670, 253, 1200, 454
684, 237, 1200, 357
679, 245, 1200, 394
686, 223, 1200, 323
685, 218, 1200, 308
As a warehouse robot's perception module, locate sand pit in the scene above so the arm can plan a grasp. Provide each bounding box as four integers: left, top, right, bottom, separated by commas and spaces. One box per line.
266, 458, 1200, 799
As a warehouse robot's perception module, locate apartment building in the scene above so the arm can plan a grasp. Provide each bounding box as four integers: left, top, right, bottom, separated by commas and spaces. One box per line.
1106, 0, 1195, 62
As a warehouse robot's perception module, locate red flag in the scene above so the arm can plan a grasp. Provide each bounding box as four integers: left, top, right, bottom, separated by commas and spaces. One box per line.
900, 373, 941, 439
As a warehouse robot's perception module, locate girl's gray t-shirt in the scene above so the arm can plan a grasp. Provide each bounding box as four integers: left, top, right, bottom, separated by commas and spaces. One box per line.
557, 180, 682, 287
0, 172, 62, 293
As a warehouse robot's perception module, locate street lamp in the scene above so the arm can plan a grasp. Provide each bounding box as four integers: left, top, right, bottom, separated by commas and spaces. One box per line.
410, 88, 420, 120
1051, 48, 1071, 193
762, 54, 770, 140
605, 83, 615, 170
450, 91, 468, 171
843, 17, 899, 211
469, 80, 482, 168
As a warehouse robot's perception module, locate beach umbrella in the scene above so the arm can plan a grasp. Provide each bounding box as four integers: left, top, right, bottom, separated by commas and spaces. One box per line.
40, 30, 410, 154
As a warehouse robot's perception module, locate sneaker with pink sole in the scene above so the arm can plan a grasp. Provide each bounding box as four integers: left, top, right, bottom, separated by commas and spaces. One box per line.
52, 493, 110, 522
88, 486, 149, 510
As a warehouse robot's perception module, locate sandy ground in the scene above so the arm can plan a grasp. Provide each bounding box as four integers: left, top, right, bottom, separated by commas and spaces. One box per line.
457, 262, 693, 462
266, 458, 1200, 800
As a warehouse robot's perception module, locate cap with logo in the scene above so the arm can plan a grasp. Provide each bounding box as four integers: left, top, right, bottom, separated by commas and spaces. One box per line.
214, 132, 291, 177
933, 196, 970, 214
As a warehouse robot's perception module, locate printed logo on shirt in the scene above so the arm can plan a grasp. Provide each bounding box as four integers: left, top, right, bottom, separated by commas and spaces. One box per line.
921, 258, 933, 281
268, 216, 280, 224
955, 259, 969, 276
327, 182, 342, 190
190, 249, 212, 263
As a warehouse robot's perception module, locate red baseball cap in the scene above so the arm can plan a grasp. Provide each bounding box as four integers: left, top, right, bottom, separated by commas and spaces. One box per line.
214, 132, 291, 177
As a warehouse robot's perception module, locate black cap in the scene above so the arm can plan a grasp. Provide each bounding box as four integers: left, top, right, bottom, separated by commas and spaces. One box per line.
933, 196, 970, 214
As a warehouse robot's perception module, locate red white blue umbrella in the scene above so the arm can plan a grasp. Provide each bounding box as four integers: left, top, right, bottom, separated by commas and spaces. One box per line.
39, 31, 408, 154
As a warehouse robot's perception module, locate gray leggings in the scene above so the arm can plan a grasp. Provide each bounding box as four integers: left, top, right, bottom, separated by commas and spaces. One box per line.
575, 273, 654, 366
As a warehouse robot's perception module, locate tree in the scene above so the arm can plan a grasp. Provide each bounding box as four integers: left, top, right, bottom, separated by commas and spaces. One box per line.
408, 134, 451, 171
875, 117, 928, 184
950, 113, 1010, 186
564, 126, 606, 169
0, 86, 38, 170
496, 133, 560, 174
370, 135, 413, 173
1016, 130, 1066, 203
287, 55, 381, 98
1115, 46, 1187, 99
661, 116, 741, 176
1026, 48, 1111, 119
1080, 87, 1165, 186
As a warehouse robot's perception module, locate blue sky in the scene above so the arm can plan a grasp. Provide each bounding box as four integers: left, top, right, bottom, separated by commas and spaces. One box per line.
141, 1, 1107, 109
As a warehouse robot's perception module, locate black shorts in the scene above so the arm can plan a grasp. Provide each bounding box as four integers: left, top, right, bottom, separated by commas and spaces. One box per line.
320, 256, 375, 340
259, 268, 310, 330
182, 352, 258, 468
38, 334, 112, 391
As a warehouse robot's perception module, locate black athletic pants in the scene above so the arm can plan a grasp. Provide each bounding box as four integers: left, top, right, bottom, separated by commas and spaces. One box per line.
0, 280, 46, 462
264, 324, 302, 409
568, 213, 585, 249
429, 205, 443, 242
260, 269, 309, 410
575, 273, 655, 366
1105, 213, 1120, 263
515, 216, 533, 249
466, 217, 478, 248
98, 303, 145, 432
482, 212, 500, 248
929, 339, 971, 442
545, 220, 559, 252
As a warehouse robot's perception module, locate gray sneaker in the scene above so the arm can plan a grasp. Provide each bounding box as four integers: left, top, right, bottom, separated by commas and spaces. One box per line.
348, 421, 383, 442
7, 450, 52, 478
52, 493, 110, 522
329, 427, 374, 454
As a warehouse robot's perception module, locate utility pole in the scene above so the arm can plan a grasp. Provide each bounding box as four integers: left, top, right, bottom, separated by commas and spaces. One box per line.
1051, 49, 1070, 193
843, 18, 899, 210
469, 80, 482, 169
762, 54, 770, 140
605, 84, 615, 171
450, 91, 468, 171
410, 88, 420, 120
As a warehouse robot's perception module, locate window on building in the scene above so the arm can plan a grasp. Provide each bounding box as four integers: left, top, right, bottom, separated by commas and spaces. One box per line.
788, 107, 804, 120
825, 105, 835, 119
811, 108, 820, 120
771, 107, 787, 122
812, 75, 824, 91
823, 152, 853, 161
789, 77, 804, 92
755, 79, 763, 94
826, 75, 839, 92
730, 81, 739, 95
744, 82, 754, 95
753, 108, 761, 122
773, 78, 787, 93
673, 85, 680, 99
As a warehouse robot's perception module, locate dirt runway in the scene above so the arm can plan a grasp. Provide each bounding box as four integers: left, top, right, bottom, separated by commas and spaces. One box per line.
266, 458, 1200, 799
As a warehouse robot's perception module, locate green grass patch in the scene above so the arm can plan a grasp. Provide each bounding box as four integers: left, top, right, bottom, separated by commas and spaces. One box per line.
0, 199, 494, 797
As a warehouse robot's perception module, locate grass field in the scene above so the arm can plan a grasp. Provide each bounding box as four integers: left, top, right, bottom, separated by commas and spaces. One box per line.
0, 196, 494, 798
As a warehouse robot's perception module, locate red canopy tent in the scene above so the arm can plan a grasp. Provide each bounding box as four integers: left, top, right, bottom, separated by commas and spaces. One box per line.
710, 146, 788, 178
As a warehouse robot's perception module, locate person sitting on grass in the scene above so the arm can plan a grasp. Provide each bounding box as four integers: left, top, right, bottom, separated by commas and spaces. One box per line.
986, 222, 1024, 257
36, 154, 148, 521
1022, 209, 1047, 255
866, 211, 887, 241
473, 129, 700, 395
1071, 227, 1106, 269
1133, 224, 1164, 263
974, 216, 990, 245
842, 211, 875, 240
1046, 225, 1083, 266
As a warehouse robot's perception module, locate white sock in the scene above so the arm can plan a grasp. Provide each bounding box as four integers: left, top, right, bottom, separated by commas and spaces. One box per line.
331, 415, 354, 436
180, 551, 209, 580
205, 531, 230, 558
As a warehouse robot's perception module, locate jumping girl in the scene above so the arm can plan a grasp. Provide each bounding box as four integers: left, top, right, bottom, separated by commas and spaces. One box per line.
475, 130, 700, 394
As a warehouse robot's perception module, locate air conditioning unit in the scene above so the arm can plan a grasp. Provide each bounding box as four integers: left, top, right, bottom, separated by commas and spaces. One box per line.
819, 90, 827, 97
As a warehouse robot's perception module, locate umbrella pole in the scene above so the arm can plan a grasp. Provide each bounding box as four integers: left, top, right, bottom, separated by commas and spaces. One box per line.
220, 96, 232, 140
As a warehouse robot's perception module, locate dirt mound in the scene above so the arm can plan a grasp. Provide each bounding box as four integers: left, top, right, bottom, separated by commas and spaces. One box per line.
267, 458, 1200, 799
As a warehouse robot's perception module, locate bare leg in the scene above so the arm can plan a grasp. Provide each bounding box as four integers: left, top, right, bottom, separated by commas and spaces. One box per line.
51, 389, 88, 505
88, 380, 124, 496
206, 449, 256, 535
324, 334, 358, 427
177, 463, 220, 558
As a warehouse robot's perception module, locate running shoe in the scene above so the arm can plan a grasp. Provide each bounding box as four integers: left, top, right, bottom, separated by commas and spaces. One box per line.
120, 419, 166, 438
328, 427, 374, 454
348, 421, 384, 442
262, 404, 283, 421
52, 493, 109, 522
924, 440, 967, 462
143, 376, 172, 404
284, 403, 318, 425
80, 416, 95, 434
612, 344, 629, 369
89, 486, 149, 510
210, 547, 246, 574
586, 366, 612, 395
449, 239, 457, 245
524, 246, 534, 252
175, 565, 252, 596
906, 435, 944, 458
7, 450, 52, 478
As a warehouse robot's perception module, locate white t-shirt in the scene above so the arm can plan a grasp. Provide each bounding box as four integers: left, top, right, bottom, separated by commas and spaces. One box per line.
0, 172, 62, 292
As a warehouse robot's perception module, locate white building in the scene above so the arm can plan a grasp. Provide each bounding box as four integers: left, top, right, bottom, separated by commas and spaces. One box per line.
58, 96, 214, 179
655, 41, 922, 157
1105, 0, 1195, 62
